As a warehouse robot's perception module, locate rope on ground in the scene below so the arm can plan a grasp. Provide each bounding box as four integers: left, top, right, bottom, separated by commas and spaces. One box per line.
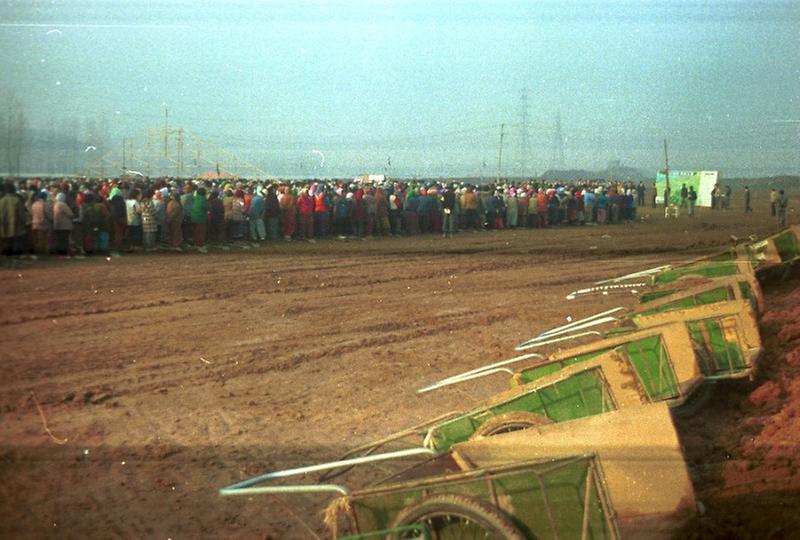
31, 391, 68, 445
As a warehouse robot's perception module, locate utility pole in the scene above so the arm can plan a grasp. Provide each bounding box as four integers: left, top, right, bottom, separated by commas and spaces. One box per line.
552, 111, 565, 168
177, 128, 184, 178
519, 88, 530, 177
664, 139, 670, 200
163, 103, 169, 158
497, 123, 505, 183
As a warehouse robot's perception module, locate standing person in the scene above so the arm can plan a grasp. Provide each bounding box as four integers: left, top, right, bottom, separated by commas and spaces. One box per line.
242, 186, 253, 240
295, 187, 314, 240
191, 187, 210, 250
264, 185, 280, 240
140, 189, 158, 251
623, 190, 635, 222
109, 188, 127, 250
770, 188, 778, 216
388, 188, 403, 236
595, 189, 608, 225
517, 190, 529, 228
723, 185, 732, 210
0, 182, 26, 262
231, 189, 246, 240
663, 184, 671, 208
441, 183, 456, 238
607, 188, 619, 224
505, 189, 518, 228
650, 183, 658, 208
363, 188, 377, 236
208, 190, 225, 243
583, 187, 595, 224
404, 188, 419, 235
546, 190, 559, 227
429, 188, 443, 233
279, 186, 296, 240
415, 188, 431, 233
248, 187, 266, 241
333, 190, 352, 237
777, 189, 789, 228
81, 193, 100, 255
352, 188, 366, 236
92, 195, 112, 255
637, 181, 646, 206
460, 186, 478, 230
180, 184, 194, 244
687, 186, 697, 217
680, 184, 688, 207
375, 187, 390, 236
154, 188, 167, 244
222, 188, 235, 240
30, 191, 52, 255
53, 192, 74, 256
494, 189, 507, 229
125, 189, 142, 250
744, 186, 752, 213
166, 192, 183, 249
536, 189, 547, 227
314, 187, 331, 238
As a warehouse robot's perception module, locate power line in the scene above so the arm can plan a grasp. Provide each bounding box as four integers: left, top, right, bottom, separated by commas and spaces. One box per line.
551, 111, 564, 168
518, 88, 531, 176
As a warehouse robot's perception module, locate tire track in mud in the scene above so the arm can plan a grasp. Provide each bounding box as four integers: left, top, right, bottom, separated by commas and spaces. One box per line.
1, 250, 648, 409
0, 253, 593, 327
3, 304, 513, 410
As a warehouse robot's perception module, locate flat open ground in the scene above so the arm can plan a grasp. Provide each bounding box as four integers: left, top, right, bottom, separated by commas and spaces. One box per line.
2, 201, 800, 539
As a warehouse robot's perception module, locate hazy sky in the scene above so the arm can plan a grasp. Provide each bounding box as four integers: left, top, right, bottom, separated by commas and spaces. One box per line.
2, 0, 799, 177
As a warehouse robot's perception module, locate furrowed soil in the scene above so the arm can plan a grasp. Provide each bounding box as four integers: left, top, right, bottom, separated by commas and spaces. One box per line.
1, 201, 798, 539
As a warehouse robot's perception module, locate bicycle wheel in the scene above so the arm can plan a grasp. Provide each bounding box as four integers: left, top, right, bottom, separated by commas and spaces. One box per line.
388, 494, 524, 540
472, 411, 552, 438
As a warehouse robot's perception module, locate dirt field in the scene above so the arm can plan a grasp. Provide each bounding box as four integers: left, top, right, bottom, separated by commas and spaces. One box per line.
1, 200, 799, 539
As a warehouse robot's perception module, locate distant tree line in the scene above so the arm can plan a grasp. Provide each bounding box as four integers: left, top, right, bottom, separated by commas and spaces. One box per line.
2, 93, 111, 176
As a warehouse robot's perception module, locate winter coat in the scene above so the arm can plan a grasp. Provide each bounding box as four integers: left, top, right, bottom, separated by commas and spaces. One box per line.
166, 199, 183, 224
53, 201, 74, 231
31, 200, 53, 231
191, 195, 210, 224
0, 194, 25, 238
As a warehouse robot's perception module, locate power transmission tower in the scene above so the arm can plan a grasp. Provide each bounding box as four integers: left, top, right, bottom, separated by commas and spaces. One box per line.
497, 123, 505, 183
87, 127, 269, 179
518, 88, 531, 177
551, 111, 565, 168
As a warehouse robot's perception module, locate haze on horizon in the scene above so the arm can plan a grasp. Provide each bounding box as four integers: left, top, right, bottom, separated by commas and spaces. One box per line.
1, 0, 799, 179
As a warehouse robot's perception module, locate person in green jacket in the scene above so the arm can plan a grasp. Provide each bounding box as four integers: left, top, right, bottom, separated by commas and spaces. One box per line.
191, 187, 210, 250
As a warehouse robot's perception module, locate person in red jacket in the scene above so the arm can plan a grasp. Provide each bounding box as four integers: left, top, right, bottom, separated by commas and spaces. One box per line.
352, 188, 366, 237
296, 188, 315, 240
314, 187, 331, 238
279, 187, 296, 240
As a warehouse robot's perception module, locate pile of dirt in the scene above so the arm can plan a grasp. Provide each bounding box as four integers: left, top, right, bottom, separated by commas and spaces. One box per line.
677, 272, 800, 537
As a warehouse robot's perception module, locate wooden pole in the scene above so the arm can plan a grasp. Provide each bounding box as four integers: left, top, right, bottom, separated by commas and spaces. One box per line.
664, 139, 670, 192
497, 123, 505, 183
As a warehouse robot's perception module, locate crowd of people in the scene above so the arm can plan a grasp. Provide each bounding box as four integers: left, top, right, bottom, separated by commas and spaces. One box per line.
0, 176, 786, 260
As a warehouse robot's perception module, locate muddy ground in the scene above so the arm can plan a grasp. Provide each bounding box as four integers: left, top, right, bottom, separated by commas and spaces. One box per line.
1, 199, 799, 539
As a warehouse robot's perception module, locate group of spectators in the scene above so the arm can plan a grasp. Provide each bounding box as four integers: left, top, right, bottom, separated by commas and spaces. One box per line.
0, 175, 775, 260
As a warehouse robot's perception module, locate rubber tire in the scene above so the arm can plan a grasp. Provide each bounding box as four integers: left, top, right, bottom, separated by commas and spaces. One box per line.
388, 494, 524, 540
471, 411, 553, 439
